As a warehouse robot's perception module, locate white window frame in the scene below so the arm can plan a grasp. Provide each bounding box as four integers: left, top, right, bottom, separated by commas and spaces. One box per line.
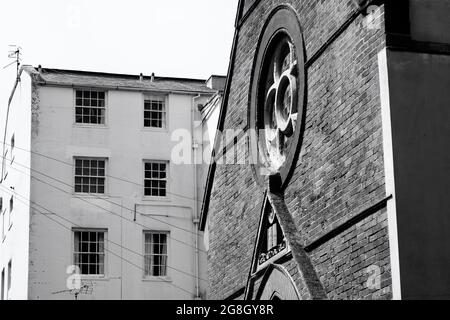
142, 94, 168, 131
143, 160, 169, 199
72, 228, 107, 278
143, 231, 170, 279
73, 157, 107, 195
73, 89, 108, 126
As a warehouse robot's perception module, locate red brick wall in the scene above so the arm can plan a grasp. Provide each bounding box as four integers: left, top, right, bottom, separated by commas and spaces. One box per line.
207, 0, 391, 299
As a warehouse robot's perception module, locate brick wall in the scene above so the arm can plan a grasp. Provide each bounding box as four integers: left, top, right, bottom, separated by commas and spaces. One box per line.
207, 0, 391, 299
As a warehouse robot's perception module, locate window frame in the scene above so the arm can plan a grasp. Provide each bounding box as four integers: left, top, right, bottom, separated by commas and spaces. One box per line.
142, 93, 169, 131
142, 230, 170, 280
8, 196, 13, 230
7, 260, 11, 299
73, 157, 107, 196
72, 228, 107, 278
1, 268, 4, 300
73, 88, 108, 127
142, 160, 169, 200
10, 134, 15, 165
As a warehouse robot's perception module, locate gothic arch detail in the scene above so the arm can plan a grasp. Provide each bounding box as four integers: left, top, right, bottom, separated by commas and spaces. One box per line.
256, 264, 301, 300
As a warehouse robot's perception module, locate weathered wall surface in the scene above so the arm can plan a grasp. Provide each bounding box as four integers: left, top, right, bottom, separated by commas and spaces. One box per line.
27, 85, 210, 300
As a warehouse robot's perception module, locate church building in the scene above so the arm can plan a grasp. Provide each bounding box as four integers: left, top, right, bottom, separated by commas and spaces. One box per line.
200, 0, 450, 299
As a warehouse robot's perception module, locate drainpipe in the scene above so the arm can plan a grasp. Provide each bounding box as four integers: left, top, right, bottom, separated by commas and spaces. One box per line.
192, 94, 201, 299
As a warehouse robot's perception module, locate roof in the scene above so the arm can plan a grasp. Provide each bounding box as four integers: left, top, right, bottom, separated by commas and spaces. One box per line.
22, 66, 220, 94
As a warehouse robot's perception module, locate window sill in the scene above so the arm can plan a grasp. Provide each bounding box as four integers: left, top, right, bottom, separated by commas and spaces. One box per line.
141, 196, 171, 203
141, 127, 169, 133
73, 124, 109, 129
80, 275, 109, 281
142, 276, 172, 283
73, 193, 109, 199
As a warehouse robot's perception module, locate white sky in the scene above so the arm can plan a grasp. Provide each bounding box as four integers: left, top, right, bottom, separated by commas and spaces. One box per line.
0, 0, 239, 119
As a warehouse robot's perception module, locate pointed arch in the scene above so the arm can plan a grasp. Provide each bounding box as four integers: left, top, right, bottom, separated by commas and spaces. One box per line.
256, 264, 300, 300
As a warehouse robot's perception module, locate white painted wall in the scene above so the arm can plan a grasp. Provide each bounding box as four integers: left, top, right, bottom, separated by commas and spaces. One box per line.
0, 72, 32, 300
2, 73, 214, 300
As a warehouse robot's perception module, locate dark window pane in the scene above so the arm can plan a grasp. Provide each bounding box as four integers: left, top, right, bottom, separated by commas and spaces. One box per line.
82, 242, 89, 252
81, 264, 89, 275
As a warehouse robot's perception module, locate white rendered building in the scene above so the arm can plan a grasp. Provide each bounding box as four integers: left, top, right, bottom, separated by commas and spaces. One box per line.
0, 66, 224, 300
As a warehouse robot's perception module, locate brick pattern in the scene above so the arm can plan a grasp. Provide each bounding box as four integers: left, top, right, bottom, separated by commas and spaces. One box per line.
207, 0, 391, 300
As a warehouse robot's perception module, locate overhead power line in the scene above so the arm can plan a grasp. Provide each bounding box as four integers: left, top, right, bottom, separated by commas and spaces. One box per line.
0, 153, 225, 274
0, 183, 207, 283
0, 153, 206, 252
0, 184, 200, 297
0, 140, 201, 203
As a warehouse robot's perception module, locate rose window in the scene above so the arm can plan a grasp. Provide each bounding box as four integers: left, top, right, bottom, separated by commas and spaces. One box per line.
261, 34, 299, 172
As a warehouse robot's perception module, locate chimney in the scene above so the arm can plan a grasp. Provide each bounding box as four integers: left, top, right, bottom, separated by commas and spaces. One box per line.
206, 75, 226, 91
139, 73, 143, 82
151, 73, 155, 82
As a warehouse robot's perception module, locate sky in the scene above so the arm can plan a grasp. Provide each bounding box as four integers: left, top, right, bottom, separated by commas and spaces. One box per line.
0, 0, 239, 119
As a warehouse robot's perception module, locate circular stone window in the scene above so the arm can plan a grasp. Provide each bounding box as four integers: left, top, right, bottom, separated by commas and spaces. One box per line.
249, 6, 306, 189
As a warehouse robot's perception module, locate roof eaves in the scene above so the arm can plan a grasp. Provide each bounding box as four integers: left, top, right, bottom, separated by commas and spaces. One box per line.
35, 80, 217, 95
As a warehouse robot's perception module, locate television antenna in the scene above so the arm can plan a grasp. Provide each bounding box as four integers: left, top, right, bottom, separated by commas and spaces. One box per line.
51, 280, 94, 300
3, 45, 22, 82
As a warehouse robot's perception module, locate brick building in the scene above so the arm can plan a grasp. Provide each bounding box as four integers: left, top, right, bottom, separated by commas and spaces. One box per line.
200, 0, 450, 300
